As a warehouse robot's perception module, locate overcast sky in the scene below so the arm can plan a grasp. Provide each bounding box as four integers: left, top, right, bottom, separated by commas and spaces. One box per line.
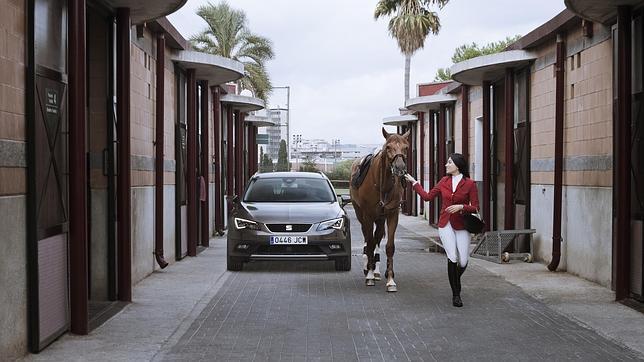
168, 0, 566, 145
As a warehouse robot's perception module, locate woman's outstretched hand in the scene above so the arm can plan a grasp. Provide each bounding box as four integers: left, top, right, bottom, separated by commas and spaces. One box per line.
404, 173, 417, 184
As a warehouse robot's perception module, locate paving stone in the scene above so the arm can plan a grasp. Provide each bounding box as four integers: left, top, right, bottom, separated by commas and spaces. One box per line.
159, 208, 643, 361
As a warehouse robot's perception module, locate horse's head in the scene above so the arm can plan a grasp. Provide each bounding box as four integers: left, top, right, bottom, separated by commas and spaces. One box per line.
381, 127, 410, 177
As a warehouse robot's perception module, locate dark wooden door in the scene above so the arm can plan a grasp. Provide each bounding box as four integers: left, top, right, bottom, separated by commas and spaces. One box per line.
630, 13, 644, 301
29, 0, 71, 351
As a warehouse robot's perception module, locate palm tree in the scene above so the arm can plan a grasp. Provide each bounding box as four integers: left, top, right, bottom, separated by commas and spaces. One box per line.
191, 1, 274, 102
374, 0, 448, 101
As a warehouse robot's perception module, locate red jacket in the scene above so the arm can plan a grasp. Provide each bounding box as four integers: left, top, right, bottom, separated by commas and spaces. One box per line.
412, 176, 480, 229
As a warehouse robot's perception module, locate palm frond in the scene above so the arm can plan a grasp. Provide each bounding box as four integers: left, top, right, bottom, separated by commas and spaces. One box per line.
374, 0, 400, 19
243, 62, 272, 102
190, 1, 275, 91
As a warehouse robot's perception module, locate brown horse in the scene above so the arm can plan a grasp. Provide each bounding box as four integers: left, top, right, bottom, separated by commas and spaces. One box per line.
350, 127, 409, 292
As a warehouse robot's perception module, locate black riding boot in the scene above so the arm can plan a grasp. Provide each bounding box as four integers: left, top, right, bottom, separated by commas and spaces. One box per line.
459, 263, 467, 277
447, 261, 463, 307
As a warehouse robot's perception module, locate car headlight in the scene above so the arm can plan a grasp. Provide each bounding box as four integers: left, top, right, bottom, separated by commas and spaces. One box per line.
317, 217, 344, 231
234, 217, 261, 230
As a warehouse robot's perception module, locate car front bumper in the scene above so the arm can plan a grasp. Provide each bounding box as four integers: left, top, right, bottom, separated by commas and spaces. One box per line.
227, 227, 351, 262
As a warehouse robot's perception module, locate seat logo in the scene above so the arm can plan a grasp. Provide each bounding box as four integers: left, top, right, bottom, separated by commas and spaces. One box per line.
285, 225, 292, 231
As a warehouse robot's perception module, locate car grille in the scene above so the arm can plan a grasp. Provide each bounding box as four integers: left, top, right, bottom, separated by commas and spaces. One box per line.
266, 224, 311, 233
257, 245, 323, 254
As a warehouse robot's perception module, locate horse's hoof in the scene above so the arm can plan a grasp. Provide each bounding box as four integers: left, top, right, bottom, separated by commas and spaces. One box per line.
374, 273, 381, 281
366, 279, 375, 286
363, 269, 368, 276
387, 285, 398, 292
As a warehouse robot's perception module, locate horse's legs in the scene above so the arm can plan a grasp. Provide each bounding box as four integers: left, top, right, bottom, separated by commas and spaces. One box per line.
354, 204, 370, 276
362, 222, 376, 286
385, 213, 399, 292
373, 219, 386, 280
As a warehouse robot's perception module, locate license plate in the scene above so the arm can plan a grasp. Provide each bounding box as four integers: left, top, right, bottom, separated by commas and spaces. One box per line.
270, 236, 308, 245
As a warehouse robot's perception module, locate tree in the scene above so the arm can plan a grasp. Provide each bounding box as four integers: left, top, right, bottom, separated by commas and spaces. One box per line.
374, 0, 449, 101
191, 1, 274, 102
299, 156, 319, 173
325, 159, 353, 181
434, 35, 522, 81
275, 140, 289, 171
260, 153, 273, 173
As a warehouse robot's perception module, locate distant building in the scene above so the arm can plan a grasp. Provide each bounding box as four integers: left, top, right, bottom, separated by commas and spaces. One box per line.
265, 108, 288, 161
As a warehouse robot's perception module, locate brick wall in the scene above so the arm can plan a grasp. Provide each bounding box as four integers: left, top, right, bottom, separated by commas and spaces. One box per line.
131, 29, 157, 187
529, 29, 612, 187
0, 0, 26, 197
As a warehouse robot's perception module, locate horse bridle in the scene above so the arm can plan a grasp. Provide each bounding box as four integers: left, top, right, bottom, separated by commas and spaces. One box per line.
378, 152, 407, 209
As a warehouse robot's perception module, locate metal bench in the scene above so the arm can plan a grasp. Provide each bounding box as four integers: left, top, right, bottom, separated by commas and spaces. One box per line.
470, 229, 536, 264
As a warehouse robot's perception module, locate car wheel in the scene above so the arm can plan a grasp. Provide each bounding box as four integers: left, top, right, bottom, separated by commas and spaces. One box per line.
335, 256, 351, 271
227, 256, 243, 271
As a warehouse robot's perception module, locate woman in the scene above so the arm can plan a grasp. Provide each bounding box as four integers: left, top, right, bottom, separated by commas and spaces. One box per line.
404, 153, 479, 307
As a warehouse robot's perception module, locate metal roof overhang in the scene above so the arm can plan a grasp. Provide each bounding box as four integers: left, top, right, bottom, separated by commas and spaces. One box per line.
450, 50, 538, 86
405, 94, 457, 112
245, 115, 276, 127
564, 0, 644, 24
220, 94, 265, 113
382, 114, 418, 126
106, 0, 188, 25
172, 51, 244, 85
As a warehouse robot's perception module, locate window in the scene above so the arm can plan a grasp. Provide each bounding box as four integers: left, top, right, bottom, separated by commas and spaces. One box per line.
244, 177, 335, 203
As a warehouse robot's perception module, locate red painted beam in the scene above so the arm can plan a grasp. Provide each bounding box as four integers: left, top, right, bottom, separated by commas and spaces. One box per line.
428, 111, 436, 225
212, 87, 223, 233
504, 69, 515, 230
419, 112, 425, 215
235, 112, 245, 197
186, 69, 197, 257
200, 81, 210, 248
438, 104, 447, 179
154, 34, 168, 268
614, 7, 632, 298
226, 106, 234, 211
69, 0, 88, 334
116, 7, 132, 302
461, 86, 469, 161
482, 81, 491, 232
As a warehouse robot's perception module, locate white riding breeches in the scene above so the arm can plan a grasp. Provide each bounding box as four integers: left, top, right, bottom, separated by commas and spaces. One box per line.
438, 222, 470, 267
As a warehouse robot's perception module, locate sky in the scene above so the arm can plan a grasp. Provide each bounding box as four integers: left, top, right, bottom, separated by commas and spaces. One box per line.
168, 0, 567, 145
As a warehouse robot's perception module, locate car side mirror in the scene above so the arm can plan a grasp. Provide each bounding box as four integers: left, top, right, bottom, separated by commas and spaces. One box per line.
226, 195, 240, 204
339, 194, 351, 207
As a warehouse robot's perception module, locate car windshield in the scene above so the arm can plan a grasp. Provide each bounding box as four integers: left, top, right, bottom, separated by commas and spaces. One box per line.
244, 177, 336, 203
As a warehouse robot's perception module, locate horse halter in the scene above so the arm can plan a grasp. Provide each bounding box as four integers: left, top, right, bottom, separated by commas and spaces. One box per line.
378, 152, 407, 210
388, 153, 407, 177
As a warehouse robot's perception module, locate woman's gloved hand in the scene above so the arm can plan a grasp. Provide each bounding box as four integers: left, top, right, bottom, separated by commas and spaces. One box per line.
404, 173, 417, 184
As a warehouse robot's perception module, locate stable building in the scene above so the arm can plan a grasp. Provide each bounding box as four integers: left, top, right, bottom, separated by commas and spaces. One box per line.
0, 0, 265, 358
405, 3, 644, 307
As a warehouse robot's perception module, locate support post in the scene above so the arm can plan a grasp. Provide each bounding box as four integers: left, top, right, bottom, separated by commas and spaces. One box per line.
187, 69, 197, 257
69, 0, 88, 334
116, 7, 132, 302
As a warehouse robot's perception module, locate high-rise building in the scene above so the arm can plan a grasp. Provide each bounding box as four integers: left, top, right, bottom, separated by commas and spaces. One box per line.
265, 108, 288, 161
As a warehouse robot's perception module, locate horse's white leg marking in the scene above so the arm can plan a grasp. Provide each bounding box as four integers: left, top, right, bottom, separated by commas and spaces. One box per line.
362, 242, 368, 272
386, 276, 397, 292
365, 270, 375, 286
374, 244, 381, 280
